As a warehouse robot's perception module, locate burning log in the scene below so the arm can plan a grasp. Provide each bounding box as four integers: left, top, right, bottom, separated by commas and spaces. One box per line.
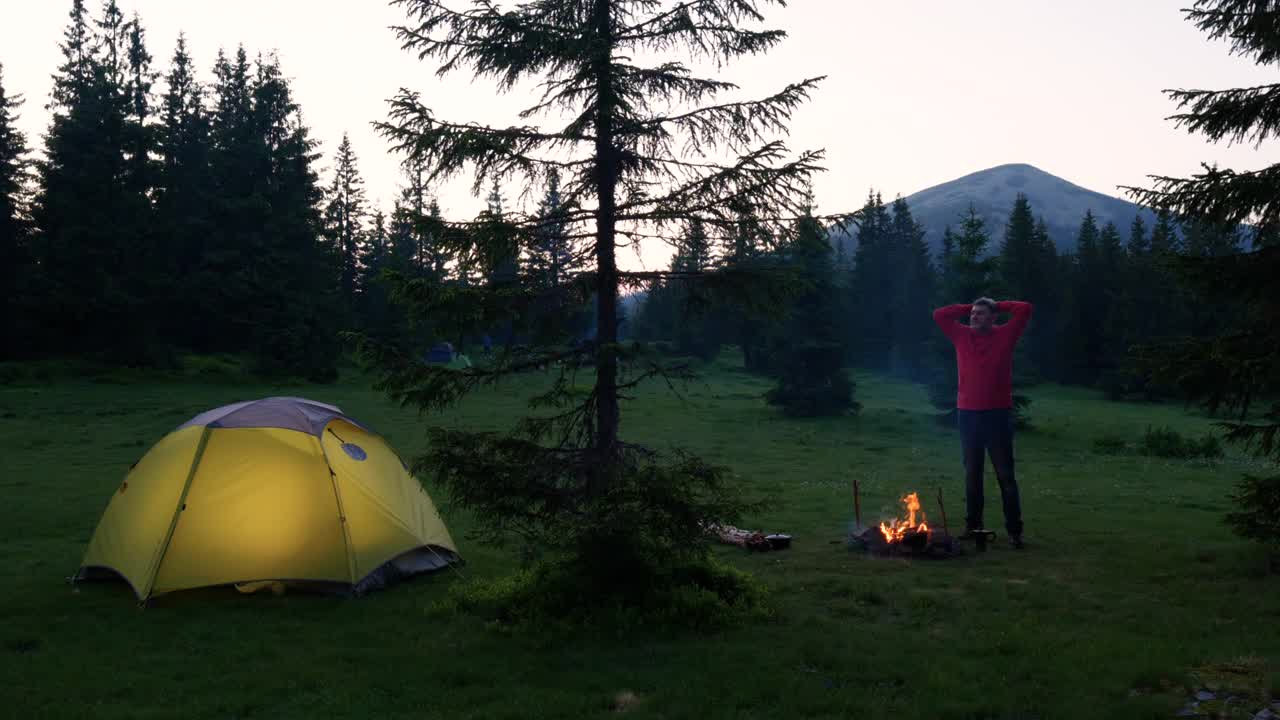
846, 490, 963, 559
850, 525, 962, 559
877, 492, 929, 543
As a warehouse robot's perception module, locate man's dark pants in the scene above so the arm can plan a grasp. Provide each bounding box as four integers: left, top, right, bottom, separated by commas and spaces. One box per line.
957, 408, 1023, 537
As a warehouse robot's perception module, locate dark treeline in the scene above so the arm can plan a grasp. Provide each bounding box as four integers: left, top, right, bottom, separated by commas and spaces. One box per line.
633, 187, 1246, 409
1, 0, 502, 380
5, 0, 339, 377
0, 1, 1248, 397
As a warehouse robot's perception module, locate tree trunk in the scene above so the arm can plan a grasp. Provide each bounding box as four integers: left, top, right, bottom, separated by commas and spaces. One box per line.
592, 0, 619, 470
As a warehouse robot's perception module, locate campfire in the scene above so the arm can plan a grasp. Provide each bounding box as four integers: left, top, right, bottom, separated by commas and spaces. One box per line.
848, 483, 962, 558
878, 492, 929, 544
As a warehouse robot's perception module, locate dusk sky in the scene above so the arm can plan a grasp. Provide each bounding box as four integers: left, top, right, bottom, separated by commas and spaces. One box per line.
4, 0, 1279, 269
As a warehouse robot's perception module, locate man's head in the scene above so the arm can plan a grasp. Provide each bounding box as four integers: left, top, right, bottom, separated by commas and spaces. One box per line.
970, 297, 997, 332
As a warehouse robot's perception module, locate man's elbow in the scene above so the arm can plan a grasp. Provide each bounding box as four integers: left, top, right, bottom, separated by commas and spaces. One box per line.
1005, 300, 1033, 316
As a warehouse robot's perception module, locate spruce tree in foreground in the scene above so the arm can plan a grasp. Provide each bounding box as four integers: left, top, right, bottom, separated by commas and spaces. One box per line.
355, 0, 835, 620
1125, 0, 1280, 555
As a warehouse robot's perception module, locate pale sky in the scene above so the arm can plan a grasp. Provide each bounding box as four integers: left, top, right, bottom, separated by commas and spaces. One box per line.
3, 0, 1278, 270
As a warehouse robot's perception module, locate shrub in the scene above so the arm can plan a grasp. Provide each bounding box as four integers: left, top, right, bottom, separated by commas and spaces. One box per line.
1012, 394, 1034, 430
436, 551, 772, 634
421, 433, 768, 629
765, 342, 859, 418
181, 354, 248, 382
0, 363, 26, 386
1225, 475, 1280, 552
249, 319, 339, 384
1138, 426, 1224, 460
1093, 434, 1129, 455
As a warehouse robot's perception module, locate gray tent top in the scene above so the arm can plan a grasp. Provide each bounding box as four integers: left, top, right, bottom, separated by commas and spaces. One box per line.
177, 397, 372, 438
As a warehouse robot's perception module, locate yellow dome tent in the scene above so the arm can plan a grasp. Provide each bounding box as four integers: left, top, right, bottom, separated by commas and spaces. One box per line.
75, 397, 459, 603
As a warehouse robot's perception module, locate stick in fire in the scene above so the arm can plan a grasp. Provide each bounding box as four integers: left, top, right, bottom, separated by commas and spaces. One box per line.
937, 486, 949, 538
853, 478, 862, 529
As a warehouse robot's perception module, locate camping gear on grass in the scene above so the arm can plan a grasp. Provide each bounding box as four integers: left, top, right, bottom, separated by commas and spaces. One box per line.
75, 397, 460, 603
709, 524, 791, 552
426, 342, 455, 364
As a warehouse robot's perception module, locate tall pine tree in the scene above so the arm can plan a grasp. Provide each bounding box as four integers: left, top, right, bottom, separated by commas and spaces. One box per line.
357, 208, 402, 342
202, 46, 258, 351
245, 52, 336, 381
528, 169, 589, 342
1097, 219, 1127, 377
943, 205, 998, 301
927, 205, 1005, 421
122, 13, 155, 207
719, 196, 778, 371
155, 33, 213, 348
887, 195, 936, 380
766, 207, 857, 416
1102, 215, 1155, 398
0, 62, 32, 358
1061, 210, 1107, 384
1126, 0, 1280, 552
849, 190, 893, 368
323, 132, 368, 315
357, 0, 829, 608
1027, 217, 1063, 380
119, 10, 161, 356
528, 170, 577, 292
641, 218, 721, 360
998, 196, 1060, 383
999, 193, 1037, 300
33, 0, 151, 359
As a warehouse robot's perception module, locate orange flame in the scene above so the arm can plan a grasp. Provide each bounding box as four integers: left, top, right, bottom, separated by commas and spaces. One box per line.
879, 492, 930, 543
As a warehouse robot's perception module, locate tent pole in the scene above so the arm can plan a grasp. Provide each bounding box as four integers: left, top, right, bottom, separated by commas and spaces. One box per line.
140, 426, 213, 602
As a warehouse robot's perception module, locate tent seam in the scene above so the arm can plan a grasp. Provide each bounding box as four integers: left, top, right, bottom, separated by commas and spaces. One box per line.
140, 425, 212, 603
328, 433, 431, 540
318, 433, 359, 587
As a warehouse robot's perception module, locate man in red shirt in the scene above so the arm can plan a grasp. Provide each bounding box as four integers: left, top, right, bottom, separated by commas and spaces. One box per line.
933, 297, 1034, 549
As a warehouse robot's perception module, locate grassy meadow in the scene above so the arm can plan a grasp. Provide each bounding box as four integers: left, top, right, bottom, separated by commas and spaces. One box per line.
1, 355, 1277, 719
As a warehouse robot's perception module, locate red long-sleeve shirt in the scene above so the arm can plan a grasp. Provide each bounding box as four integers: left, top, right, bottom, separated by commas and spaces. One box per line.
933, 301, 1033, 411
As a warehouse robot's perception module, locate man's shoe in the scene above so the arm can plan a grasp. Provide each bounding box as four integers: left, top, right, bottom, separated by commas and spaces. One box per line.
1009, 534, 1025, 550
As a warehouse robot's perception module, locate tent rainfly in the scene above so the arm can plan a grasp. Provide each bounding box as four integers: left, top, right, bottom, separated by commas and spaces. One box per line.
75, 397, 459, 603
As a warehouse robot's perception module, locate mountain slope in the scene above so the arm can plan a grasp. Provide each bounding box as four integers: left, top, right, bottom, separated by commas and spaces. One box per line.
833, 163, 1160, 257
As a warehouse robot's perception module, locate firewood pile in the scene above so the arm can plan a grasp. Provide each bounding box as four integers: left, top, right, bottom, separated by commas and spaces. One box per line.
707, 524, 791, 552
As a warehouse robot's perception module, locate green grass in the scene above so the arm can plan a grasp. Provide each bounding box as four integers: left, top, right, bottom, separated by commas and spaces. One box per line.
1, 356, 1277, 719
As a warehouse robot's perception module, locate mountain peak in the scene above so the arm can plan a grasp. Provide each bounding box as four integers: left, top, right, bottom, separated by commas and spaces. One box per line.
870, 164, 1156, 255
